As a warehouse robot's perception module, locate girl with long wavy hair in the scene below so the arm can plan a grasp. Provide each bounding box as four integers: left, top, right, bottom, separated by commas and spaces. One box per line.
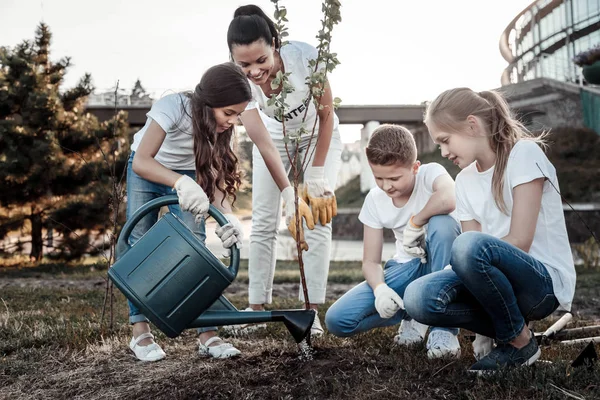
125, 62, 252, 361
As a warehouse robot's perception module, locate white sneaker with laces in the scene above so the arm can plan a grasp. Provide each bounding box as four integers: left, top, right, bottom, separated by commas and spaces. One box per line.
311, 310, 324, 337
394, 319, 429, 346
221, 307, 267, 334
198, 336, 241, 359
426, 330, 461, 359
129, 332, 166, 362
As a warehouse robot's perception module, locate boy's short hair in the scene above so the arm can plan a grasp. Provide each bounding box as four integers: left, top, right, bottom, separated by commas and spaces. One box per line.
365, 124, 417, 166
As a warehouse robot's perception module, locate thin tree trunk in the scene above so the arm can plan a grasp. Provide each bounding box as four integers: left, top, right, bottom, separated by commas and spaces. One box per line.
30, 212, 43, 261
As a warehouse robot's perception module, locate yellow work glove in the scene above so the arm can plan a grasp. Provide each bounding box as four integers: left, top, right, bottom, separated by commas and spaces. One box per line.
303, 166, 337, 226
282, 186, 315, 251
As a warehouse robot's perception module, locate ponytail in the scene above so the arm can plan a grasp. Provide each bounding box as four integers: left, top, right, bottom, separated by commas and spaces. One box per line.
227, 4, 280, 51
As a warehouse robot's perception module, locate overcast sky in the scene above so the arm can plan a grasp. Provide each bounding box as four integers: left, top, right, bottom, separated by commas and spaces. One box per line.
1, 0, 532, 141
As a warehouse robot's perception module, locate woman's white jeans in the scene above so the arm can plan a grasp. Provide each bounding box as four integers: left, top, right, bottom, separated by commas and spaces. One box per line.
249, 130, 342, 305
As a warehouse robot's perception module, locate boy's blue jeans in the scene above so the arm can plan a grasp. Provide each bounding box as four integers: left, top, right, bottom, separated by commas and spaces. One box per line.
125, 153, 215, 333
404, 231, 559, 343
325, 215, 460, 337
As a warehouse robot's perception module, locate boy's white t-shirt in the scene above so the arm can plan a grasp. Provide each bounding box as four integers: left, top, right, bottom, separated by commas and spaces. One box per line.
359, 163, 455, 263
245, 41, 340, 140
455, 140, 576, 310
130, 93, 196, 170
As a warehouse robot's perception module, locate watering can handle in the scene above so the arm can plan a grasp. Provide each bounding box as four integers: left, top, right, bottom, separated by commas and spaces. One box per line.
115, 194, 240, 276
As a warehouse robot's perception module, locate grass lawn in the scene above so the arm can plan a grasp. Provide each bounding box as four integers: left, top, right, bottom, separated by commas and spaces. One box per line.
0, 259, 599, 399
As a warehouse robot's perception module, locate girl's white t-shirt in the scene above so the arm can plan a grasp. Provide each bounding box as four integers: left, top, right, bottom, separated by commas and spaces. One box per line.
245, 41, 340, 140
130, 93, 195, 170
359, 163, 454, 263
455, 140, 576, 310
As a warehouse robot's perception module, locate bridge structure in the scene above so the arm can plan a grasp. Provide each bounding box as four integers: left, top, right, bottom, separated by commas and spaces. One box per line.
86, 78, 590, 192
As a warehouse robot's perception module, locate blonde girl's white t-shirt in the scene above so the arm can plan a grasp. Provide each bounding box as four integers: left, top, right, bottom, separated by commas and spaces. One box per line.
359, 163, 456, 263
245, 41, 340, 140
455, 140, 576, 310
130, 93, 196, 170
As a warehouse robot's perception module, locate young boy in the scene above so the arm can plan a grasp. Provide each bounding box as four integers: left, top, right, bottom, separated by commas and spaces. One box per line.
324, 124, 461, 358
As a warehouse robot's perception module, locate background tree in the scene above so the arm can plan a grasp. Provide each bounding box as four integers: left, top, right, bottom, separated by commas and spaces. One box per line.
130, 78, 152, 105
0, 23, 129, 261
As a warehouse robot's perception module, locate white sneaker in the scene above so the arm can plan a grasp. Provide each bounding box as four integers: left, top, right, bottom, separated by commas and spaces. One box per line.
426, 330, 461, 359
472, 334, 494, 361
311, 311, 324, 337
221, 307, 267, 334
394, 319, 429, 346
129, 333, 166, 362
198, 336, 241, 359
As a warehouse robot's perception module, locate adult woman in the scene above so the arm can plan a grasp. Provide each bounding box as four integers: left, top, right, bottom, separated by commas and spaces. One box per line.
227, 4, 343, 335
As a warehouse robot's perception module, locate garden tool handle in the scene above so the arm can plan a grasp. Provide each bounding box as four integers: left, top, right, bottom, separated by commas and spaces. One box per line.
115, 195, 240, 275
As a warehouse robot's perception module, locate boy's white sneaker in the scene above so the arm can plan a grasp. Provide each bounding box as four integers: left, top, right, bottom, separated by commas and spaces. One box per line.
472, 334, 495, 360
426, 330, 461, 359
394, 319, 429, 346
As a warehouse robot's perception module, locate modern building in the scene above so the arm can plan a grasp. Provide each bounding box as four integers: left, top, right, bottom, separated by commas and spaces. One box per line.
500, 0, 600, 85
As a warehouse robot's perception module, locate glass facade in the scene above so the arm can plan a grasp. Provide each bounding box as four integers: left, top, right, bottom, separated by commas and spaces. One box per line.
501, 0, 600, 85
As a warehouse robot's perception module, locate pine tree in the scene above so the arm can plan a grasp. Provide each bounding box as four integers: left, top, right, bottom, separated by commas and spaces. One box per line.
130, 79, 150, 103
0, 23, 129, 261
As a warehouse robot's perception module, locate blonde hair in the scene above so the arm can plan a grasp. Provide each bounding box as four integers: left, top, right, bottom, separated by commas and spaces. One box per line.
366, 124, 417, 167
424, 88, 545, 214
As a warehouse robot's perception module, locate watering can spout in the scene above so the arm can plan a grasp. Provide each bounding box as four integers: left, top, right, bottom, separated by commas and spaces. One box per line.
189, 309, 316, 343
275, 310, 316, 343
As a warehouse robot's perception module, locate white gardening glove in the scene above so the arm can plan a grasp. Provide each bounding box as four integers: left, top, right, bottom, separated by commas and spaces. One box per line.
303, 166, 337, 226
281, 186, 315, 252
373, 283, 404, 319
174, 175, 210, 224
402, 216, 427, 264
215, 213, 243, 258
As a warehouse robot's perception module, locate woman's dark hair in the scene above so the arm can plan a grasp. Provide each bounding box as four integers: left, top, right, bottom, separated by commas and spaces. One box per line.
227, 4, 280, 51
181, 62, 252, 206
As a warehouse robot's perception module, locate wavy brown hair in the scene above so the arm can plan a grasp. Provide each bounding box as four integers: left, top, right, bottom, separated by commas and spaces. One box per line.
180, 62, 252, 206
424, 88, 546, 214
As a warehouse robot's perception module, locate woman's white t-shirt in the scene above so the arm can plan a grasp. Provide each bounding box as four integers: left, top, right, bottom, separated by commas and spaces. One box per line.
245, 41, 340, 141
359, 163, 455, 263
455, 140, 576, 310
130, 93, 195, 170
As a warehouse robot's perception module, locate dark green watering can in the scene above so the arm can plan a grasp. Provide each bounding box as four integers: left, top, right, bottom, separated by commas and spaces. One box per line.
108, 195, 314, 343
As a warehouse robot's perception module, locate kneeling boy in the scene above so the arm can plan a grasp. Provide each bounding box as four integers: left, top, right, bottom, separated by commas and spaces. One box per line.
325, 124, 461, 358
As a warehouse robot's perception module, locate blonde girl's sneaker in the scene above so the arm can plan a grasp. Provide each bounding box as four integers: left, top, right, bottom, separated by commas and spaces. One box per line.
394, 319, 429, 346
129, 333, 166, 362
198, 336, 241, 359
468, 330, 540, 375
426, 329, 461, 359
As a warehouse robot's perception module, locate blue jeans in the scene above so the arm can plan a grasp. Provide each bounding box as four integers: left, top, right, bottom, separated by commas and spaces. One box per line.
404, 232, 559, 343
125, 153, 214, 333
325, 215, 460, 337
